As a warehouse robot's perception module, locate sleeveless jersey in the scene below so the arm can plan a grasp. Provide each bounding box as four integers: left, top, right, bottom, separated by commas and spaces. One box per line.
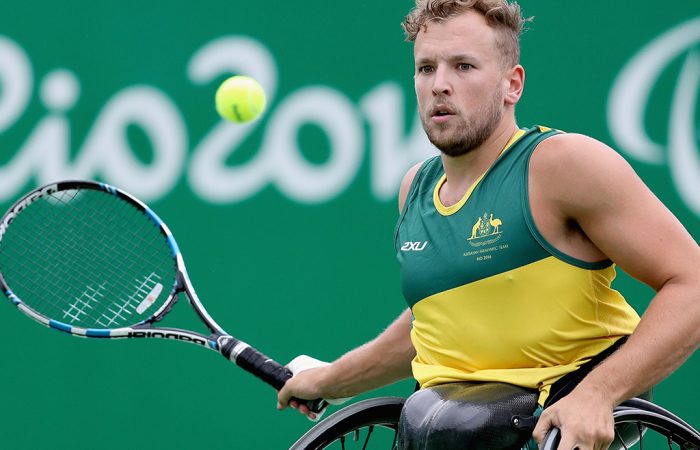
395, 126, 640, 403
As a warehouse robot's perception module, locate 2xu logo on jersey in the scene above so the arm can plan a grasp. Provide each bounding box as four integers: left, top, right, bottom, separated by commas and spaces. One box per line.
401, 241, 428, 251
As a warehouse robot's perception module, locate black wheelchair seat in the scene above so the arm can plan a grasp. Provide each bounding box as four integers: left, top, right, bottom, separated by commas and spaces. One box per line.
398, 382, 538, 450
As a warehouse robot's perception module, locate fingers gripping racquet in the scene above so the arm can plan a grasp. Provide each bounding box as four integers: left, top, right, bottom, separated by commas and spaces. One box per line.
0, 181, 325, 412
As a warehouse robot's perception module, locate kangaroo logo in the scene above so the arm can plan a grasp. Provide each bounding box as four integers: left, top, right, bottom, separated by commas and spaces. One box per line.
467, 212, 503, 247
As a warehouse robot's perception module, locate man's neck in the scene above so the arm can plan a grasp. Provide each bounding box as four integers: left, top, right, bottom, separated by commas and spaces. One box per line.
438, 120, 520, 207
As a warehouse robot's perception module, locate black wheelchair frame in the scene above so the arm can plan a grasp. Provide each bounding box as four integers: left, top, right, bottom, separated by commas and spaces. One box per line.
290, 396, 700, 450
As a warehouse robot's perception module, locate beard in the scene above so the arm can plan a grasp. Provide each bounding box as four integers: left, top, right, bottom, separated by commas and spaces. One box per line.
421, 91, 504, 157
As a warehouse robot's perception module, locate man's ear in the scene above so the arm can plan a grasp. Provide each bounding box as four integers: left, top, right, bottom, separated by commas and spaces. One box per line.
504, 64, 525, 106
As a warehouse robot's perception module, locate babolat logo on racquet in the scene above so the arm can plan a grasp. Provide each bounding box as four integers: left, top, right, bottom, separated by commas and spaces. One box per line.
0, 180, 327, 415
126, 330, 209, 346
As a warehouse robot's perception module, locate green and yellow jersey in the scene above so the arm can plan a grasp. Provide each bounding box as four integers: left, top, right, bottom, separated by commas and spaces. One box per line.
395, 126, 640, 403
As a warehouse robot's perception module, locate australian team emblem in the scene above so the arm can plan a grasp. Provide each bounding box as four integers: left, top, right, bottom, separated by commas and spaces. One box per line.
467, 212, 503, 247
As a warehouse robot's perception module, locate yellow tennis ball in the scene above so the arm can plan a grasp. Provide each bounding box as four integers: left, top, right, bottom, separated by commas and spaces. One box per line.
215, 75, 266, 123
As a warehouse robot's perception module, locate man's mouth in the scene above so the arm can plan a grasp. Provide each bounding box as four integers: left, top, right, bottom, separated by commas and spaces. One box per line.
431, 104, 455, 118
430, 105, 455, 122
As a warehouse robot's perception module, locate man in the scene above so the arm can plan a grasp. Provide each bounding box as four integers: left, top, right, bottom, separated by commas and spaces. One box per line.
278, 1, 700, 448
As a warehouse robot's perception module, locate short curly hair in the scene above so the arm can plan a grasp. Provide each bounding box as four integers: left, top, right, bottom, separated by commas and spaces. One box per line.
402, 0, 531, 68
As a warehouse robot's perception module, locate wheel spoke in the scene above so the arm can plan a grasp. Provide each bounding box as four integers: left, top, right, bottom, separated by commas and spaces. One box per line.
613, 425, 629, 450
362, 425, 374, 450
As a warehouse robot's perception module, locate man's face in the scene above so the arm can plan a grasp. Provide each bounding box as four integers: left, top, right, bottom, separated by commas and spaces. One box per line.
414, 11, 508, 156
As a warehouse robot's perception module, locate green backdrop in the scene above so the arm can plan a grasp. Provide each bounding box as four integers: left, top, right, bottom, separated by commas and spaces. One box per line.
0, 1, 697, 448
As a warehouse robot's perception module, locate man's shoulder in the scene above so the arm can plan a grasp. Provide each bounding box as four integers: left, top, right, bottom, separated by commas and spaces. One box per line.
534, 132, 627, 172
530, 131, 640, 210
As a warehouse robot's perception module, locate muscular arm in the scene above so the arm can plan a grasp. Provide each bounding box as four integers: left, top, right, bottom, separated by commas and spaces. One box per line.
321, 308, 415, 397
277, 164, 423, 417
277, 309, 415, 414
531, 134, 700, 448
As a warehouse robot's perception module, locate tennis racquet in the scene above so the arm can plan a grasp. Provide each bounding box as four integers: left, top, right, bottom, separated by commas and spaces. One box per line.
0, 180, 325, 413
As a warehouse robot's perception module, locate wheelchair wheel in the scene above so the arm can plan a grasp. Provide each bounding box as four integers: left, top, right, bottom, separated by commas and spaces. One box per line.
542, 400, 700, 450
289, 397, 404, 450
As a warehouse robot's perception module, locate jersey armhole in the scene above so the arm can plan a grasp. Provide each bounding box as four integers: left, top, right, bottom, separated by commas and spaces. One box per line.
394, 157, 436, 250
399, 157, 435, 215
521, 133, 613, 270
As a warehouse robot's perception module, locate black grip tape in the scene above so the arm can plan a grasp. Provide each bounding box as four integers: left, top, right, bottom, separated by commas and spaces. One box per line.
224, 343, 327, 413
237, 346, 292, 390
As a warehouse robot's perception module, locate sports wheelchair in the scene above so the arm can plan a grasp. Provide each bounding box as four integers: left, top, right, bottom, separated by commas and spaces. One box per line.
290, 395, 700, 449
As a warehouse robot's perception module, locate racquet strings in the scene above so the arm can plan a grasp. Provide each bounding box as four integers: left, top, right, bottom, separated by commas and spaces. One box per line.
0, 188, 178, 329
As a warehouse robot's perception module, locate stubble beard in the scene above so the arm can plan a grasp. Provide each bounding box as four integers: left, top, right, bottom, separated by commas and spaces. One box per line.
421, 91, 504, 157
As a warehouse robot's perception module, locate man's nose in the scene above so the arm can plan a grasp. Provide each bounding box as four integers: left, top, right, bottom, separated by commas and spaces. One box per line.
432, 66, 452, 96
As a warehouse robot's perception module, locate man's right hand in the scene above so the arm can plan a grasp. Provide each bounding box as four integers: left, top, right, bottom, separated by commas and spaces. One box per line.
277, 309, 415, 420
277, 355, 352, 421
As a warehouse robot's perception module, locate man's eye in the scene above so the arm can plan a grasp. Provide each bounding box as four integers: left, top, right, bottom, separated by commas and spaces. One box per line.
418, 66, 434, 74
458, 63, 473, 71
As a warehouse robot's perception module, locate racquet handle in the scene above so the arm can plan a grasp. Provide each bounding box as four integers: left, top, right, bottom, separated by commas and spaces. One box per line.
221, 339, 328, 414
